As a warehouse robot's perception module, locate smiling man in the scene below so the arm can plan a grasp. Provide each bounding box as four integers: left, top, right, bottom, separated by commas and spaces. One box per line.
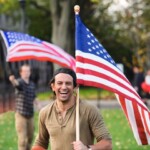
32, 68, 112, 150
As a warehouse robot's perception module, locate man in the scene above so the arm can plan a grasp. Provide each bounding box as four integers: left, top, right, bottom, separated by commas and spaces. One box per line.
9, 64, 36, 150
32, 68, 112, 150
132, 65, 144, 98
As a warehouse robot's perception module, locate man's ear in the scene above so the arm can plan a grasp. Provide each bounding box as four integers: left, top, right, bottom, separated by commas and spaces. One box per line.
73, 86, 79, 96
51, 83, 54, 91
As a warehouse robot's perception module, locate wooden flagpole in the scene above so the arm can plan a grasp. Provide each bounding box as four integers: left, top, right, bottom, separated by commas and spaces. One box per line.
76, 87, 80, 141
74, 5, 80, 141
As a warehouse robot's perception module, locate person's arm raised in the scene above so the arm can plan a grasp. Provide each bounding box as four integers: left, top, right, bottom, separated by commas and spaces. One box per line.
9, 75, 19, 86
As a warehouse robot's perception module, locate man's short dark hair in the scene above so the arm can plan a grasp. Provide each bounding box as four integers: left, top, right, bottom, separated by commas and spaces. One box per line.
50, 68, 77, 87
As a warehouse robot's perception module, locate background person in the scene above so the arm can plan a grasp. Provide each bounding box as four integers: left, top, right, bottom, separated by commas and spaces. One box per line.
9, 64, 36, 150
32, 68, 112, 150
141, 69, 150, 106
132, 65, 144, 98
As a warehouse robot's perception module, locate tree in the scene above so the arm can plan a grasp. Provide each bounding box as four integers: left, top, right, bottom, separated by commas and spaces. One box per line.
1, 0, 149, 73
49, 0, 96, 55
111, 0, 150, 70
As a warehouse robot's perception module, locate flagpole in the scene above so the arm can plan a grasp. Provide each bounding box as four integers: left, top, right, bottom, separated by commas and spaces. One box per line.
76, 87, 80, 141
74, 5, 80, 141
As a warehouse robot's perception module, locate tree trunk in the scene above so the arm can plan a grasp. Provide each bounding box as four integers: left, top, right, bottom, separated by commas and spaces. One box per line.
50, 0, 72, 53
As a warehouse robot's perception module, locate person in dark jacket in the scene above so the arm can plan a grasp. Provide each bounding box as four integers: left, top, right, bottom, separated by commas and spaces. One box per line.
132, 65, 144, 98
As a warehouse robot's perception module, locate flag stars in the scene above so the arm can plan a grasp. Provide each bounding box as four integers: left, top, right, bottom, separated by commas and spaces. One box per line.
8, 38, 14, 42
10, 43, 14, 46
90, 33, 94, 37
104, 56, 107, 59
87, 34, 91, 38
107, 54, 110, 58
99, 43, 102, 47
87, 42, 91, 45
91, 39, 95, 43
96, 45, 99, 48
103, 49, 107, 53
111, 60, 115, 64
92, 46, 95, 50
96, 51, 100, 55
5, 31, 42, 47
100, 50, 103, 54
86, 28, 89, 32
95, 39, 98, 42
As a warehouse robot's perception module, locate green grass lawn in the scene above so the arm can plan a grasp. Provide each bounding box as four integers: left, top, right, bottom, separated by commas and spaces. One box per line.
0, 109, 150, 150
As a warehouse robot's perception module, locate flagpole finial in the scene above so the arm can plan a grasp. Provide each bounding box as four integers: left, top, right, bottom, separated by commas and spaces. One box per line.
74, 5, 80, 14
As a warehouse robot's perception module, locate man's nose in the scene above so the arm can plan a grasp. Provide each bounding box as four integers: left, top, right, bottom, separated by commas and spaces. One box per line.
62, 83, 67, 89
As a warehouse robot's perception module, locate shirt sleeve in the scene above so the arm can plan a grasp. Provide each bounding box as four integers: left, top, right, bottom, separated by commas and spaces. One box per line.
88, 105, 112, 142
32, 82, 36, 99
33, 107, 49, 149
14, 79, 23, 90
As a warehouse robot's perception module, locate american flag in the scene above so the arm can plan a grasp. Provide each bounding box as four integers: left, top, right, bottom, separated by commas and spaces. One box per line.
0, 30, 76, 71
75, 14, 150, 145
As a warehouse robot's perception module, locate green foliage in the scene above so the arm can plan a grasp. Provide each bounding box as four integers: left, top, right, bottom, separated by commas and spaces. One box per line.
0, 110, 150, 149
0, 0, 51, 41
0, 0, 19, 14
1, 0, 150, 72
27, 4, 52, 41
26, 0, 51, 41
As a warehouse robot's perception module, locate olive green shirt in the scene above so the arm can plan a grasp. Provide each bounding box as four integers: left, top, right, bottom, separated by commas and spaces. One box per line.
34, 100, 111, 150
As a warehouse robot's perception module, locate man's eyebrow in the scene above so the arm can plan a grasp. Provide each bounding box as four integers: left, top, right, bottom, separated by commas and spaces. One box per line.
56, 81, 72, 83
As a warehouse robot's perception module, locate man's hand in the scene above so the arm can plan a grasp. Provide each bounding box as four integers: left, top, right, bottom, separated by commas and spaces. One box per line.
31, 146, 46, 150
9, 75, 15, 82
72, 141, 88, 150
9, 75, 19, 86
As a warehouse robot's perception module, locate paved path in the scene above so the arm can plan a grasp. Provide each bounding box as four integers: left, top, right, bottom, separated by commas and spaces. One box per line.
36, 99, 120, 110
36, 99, 150, 111
1, 99, 150, 113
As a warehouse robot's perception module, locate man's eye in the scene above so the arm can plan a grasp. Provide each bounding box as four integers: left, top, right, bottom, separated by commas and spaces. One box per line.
66, 82, 72, 85
57, 82, 62, 85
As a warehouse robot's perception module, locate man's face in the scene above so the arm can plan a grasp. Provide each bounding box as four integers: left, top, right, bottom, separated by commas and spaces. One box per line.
51, 73, 74, 102
20, 66, 31, 80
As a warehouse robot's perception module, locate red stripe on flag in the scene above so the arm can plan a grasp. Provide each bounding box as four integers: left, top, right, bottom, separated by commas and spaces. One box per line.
8, 56, 71, 68
43, 42, 76, 67
9, 48, 56, 55
141, 109, 150, 135
75, 14, 150, 145
132, 102, 148, 145
118, 96, 129, 122
76, 67, 141, 100
76, 56, 132, 85
77, 78, 143, 105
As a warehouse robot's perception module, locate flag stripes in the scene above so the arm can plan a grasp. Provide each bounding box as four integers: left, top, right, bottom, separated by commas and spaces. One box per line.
76, 51, 146, 109
0, 30, 76, 71
75, 13, 150, 145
